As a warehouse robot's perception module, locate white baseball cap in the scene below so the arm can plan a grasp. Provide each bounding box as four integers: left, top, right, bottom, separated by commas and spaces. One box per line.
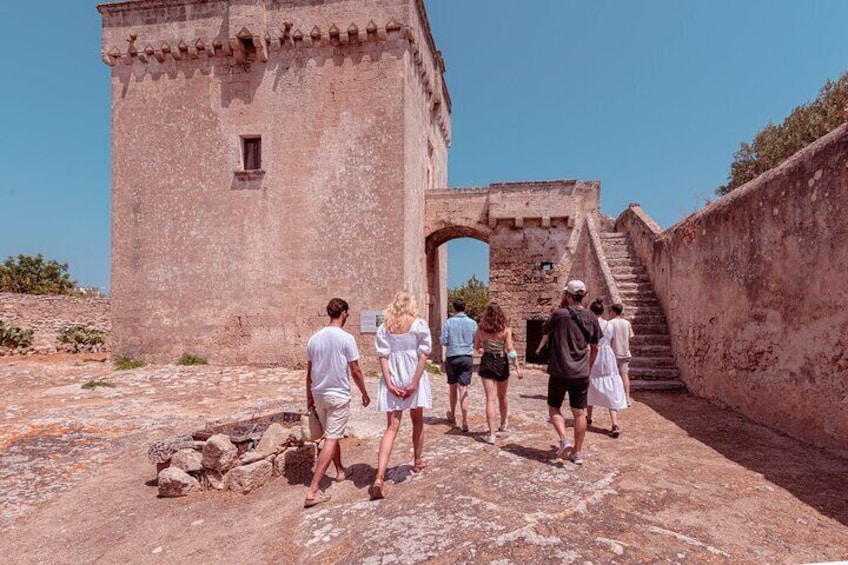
564, 280, 587, 295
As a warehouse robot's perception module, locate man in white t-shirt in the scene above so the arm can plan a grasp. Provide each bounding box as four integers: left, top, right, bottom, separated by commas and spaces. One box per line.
304, 298, 370, 508
608, 303, 635, 406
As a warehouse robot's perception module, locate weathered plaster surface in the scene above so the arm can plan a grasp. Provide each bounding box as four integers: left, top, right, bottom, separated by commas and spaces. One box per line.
100, 0, 449, 365
616, 124, 848, 455
0, 294, 111, 352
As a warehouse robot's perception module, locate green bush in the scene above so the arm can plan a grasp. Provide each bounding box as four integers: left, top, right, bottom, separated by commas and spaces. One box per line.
0, 254, 78, 295
82, 379, 115, 390
425, 361, 442, 375
0, 321, 34, 351
448, 275, 488, 322
177, 353, 207, 366
718, 72, 848, 196
58, 325, 106, 353
114, 356, 144, 370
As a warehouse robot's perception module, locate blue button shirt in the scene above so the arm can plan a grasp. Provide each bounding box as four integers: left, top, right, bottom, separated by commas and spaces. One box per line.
440, 313, 478, 357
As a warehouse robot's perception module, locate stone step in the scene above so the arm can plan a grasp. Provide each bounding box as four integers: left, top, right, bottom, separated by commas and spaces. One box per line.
630, 366, 681, 380
631, 379, 687, 392
632, 355, 677, 368
610, 273, 651, 283
629, 323, 669, 335
631, 334, 671, 346
600, 233, 628, 240
619, 297, 661, 306
630, 344, 673, 356
627, 312, 667, 322
607, 259, 644, 268
610, 268, 647, 278
616, 282, 655, 292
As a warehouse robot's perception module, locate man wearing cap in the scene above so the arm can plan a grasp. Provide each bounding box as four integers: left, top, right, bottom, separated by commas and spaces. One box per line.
536, 280, 601, 465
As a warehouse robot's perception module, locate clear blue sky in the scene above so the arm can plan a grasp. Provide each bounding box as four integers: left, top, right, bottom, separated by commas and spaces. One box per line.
2, 1, 847, 291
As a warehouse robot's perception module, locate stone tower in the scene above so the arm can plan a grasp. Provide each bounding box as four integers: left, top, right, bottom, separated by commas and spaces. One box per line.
98, 0, 450, 364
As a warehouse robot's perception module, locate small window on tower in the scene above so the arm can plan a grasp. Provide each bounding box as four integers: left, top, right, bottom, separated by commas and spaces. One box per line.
242, 136, 261, 171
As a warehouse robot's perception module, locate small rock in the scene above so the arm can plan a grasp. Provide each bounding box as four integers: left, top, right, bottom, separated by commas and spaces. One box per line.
256, 423, 288, 455
158, 467, 201, 497
171, 449, 203, 473
237, 451, 265, 466
201, 434, 238, 472
152, 546, 163, 554
225, 460, 272, 494
199, 469, 226, 490
279, 444, 316, 483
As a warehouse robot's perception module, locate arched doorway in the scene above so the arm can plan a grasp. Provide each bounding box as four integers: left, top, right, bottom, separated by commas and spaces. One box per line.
425, 225, 489, 359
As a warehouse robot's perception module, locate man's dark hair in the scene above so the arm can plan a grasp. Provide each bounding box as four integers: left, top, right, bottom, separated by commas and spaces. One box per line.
590, 299, 604, 316
326, 298, 349, 319
452, 298, 466, 313
611, 303, 624, 316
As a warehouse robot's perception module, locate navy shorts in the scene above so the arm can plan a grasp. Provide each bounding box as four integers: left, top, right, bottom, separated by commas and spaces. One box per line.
445, 355, 473, 386
547, 376, 589, 410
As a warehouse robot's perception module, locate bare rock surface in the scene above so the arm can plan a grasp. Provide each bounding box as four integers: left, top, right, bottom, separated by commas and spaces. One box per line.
255, 422, 287, 456
157, 467, 201, 498
1, 357, 847, 563
201, 434, 237, 472
226, 460, 273, 494
170, 449, 203, 473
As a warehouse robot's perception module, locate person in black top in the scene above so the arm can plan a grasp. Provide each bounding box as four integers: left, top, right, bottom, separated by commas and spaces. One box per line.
536, 280, 601, 465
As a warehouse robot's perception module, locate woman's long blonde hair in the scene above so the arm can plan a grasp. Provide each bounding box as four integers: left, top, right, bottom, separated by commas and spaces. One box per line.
382, 290, 419, 333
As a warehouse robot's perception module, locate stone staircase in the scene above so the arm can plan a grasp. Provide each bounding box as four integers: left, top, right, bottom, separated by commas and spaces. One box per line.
599, 232, 686, 392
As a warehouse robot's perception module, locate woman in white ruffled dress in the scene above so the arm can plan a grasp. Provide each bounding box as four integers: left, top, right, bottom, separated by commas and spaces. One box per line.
587, 299, 627, 438
370, 290, 432, 500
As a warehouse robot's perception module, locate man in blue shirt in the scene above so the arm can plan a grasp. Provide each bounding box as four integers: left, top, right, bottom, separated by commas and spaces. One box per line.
440, 298, 478, 432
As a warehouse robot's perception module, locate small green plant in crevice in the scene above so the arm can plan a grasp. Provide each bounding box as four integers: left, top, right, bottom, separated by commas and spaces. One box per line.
58, 325, 106, 353
0, 321, 33, 351
82, 379, 115, 390
177, 353, 207, 366
114, 356, 144, 370
425, 362, 442, 375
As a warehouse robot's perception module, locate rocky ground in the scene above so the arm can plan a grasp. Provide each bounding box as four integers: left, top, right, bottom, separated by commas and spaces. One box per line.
0, 355, 846, 564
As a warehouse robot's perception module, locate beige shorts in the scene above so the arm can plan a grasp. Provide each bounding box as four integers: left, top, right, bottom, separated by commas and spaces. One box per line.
617, 357, 631, 375
313, 394, 350, 440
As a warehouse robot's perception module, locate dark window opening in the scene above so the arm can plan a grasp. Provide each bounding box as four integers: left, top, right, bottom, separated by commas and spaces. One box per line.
525, 320, 548, 365
243, 137, 261, 170
239, 36, 257, 57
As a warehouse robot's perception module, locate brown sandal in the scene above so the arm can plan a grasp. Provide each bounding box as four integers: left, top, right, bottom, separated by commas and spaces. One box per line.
368, 478, 385, 500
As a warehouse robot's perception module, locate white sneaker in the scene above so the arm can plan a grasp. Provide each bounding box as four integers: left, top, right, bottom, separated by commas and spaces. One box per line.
555, 439, 572, 458
568, 451, 584, 465
485, 434, 496, 445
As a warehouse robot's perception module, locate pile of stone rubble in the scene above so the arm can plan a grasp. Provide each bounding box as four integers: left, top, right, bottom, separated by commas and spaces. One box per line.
149, 416, 316, 497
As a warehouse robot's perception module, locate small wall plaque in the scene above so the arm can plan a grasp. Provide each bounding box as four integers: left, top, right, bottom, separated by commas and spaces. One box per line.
360, 310, 384, 333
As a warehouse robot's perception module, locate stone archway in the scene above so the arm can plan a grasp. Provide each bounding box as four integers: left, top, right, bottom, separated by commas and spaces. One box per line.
424, 180, 604, 360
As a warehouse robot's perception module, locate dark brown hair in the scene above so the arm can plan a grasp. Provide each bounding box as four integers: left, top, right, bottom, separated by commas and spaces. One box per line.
479, 302, 508, 334
590, 299, 604, 316
326, 298, 349, 319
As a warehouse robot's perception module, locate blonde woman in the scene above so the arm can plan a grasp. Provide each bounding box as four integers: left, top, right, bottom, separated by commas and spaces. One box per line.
370, 290, 433, 500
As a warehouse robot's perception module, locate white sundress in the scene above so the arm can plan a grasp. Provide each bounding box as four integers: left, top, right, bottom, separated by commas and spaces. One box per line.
587, 319, 628, 410
374, 317, 433, 412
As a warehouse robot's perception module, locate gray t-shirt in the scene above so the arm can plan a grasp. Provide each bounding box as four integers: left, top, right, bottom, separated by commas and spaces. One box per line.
542, 306, 601, 380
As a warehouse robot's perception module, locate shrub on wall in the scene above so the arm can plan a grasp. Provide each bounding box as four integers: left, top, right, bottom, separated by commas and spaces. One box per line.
114, 356, 144, 370
0, 254, 79, 295
718, 72, 848, 196
0, 321, 34, 352
58, 325, 106, 353
177, 353, 207, 366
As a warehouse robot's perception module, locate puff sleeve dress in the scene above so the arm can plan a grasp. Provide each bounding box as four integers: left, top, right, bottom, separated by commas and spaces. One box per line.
374, 318, 433, 412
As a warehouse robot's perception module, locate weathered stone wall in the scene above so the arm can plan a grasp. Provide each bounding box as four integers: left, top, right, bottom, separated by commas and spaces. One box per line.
485, 180, 601, 357
0, 293, 111, 353
616, 124, 848, 455
99, 0, 450, 365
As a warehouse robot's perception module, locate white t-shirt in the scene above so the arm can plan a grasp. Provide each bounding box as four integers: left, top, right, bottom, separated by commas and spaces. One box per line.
307, 326, 360, 400
608, 317, 634, 359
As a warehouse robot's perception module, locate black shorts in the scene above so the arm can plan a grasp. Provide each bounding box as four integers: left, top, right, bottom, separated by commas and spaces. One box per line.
445, 355, 473, 386
478, 352, 510, 382
547, 376, 589, 410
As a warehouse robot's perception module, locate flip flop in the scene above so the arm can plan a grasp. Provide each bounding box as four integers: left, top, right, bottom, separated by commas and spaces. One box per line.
303, 492, 331, 508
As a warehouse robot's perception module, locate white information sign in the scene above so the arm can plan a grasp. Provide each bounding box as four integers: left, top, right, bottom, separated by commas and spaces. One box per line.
360, 310, 384, 333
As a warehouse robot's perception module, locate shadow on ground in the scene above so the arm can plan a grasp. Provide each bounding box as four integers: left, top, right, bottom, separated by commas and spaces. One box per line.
638, 390, 848, 528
